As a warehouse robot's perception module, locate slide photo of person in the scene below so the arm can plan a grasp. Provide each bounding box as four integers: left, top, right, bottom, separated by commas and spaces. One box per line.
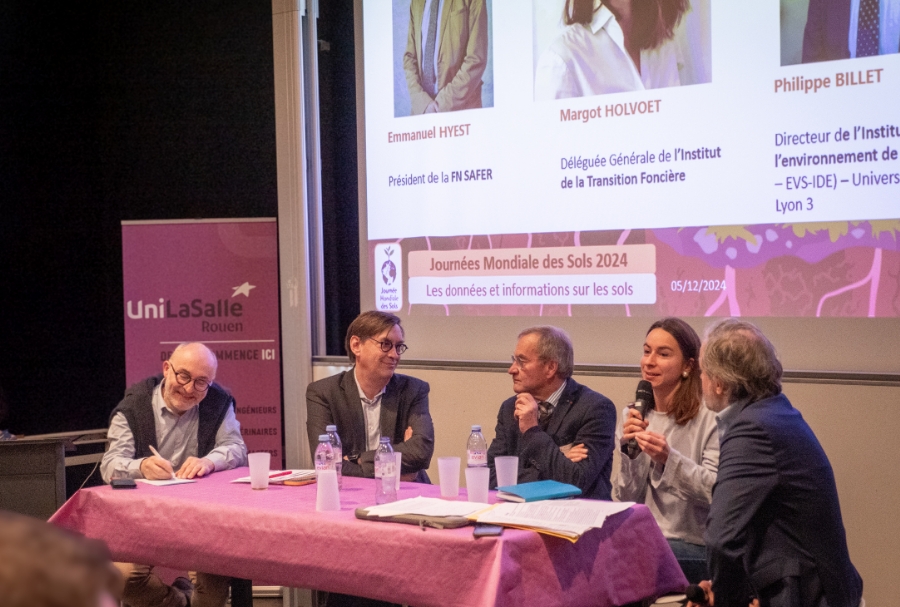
392, 0, 494, 117
533, 0, 711, 101
781, 0, 900, 65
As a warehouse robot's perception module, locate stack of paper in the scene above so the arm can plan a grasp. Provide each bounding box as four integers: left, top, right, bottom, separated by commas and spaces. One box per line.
230, 469, 316, 484
475, 499, 634, 541
363, 496, 490, 518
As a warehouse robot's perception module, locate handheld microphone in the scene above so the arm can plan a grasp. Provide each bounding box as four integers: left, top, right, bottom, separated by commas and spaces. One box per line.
685, 584, 708, 605
622, 379, 655, 459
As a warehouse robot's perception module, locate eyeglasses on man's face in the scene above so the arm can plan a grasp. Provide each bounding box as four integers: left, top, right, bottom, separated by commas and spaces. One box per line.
510, 355, 547, 370
510, 355, 529, 370
167, 363, 211, 392
368, 337, 408, 355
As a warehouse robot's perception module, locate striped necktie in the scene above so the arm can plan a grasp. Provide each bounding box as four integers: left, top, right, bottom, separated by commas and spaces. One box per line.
422, 0, 441, 95
857, 0, 880, 57
538, 401, 554, 430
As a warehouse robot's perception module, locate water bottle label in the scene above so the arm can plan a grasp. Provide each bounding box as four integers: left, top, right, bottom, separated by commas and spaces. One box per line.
467, 450, 487, 466
375, 461, 395, 478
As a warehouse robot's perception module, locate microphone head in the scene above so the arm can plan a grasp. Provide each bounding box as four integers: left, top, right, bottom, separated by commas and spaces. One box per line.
635, 379, 655, 407
684, 584, 707, 604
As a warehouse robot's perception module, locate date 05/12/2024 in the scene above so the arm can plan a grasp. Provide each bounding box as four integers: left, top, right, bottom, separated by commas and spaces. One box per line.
671, 279, 726, 293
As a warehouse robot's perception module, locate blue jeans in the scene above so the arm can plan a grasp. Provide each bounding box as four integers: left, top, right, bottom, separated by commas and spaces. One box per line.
667, 538, 708, 584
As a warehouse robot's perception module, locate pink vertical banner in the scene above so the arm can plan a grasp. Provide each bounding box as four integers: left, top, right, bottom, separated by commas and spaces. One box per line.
122, 219, 282, 462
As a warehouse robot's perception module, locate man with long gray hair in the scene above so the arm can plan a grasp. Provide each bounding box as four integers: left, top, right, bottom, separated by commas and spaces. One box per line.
690, 319, 862, 607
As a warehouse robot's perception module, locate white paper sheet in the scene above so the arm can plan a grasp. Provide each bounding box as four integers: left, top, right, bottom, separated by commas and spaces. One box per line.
364, 496, 490, 518
230, 469, 316, 484
135, 478, 197, 486
476, 499, 634, 537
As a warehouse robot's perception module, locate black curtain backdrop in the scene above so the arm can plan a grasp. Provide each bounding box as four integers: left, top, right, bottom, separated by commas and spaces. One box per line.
318, 0, 361, 362
0, 1, 359, 436
0, 2, 256, 435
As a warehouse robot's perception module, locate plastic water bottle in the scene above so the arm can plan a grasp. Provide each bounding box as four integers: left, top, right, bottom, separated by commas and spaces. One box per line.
374, 436, 397, 504
467, 425, 487, 467
314, 434, 335, 479
325, 424, 343, 489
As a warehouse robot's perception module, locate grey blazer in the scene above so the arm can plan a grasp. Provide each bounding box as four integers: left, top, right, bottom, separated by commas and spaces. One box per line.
306, 369, 434, 482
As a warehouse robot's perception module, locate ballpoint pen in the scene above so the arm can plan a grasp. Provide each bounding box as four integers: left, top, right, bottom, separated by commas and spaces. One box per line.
269, 470, 293, 479
148, 445, 177, 479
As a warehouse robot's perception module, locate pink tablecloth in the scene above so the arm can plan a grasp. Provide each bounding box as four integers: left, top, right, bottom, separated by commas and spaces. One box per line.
50, 468, 686, 607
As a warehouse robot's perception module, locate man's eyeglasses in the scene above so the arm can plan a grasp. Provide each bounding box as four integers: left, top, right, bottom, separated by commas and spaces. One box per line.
368, 338, 408, 355
168, 363, 211, 392
510, 355, 528, 369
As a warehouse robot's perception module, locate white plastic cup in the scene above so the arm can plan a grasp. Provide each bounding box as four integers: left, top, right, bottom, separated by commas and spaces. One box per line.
465, 466, 490, 503
248, 452, 271, 490
315, 469, 341, 511
495, 456, 519, 488
437, 456, 460, 498
394, 452, 402, 491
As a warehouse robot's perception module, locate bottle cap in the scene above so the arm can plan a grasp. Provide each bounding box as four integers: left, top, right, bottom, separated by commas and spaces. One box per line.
379, 436, 390, 443
318, 434, 330, 442
471, 425, 481, 432
326, 425, 337, 432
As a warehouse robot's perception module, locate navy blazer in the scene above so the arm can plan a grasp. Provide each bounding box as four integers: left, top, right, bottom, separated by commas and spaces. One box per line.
306, 370, 434, 481
486, 378, 616, 500
707, 394, 862, 607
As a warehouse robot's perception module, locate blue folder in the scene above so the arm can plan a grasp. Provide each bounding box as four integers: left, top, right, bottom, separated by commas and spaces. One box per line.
495, 479, 582, 503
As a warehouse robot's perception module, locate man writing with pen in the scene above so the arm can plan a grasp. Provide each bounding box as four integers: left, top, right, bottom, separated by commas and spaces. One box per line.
100, 342, 247, 607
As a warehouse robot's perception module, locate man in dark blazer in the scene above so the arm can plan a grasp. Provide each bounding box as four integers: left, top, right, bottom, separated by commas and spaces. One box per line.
690, 319, 862, 607
306, 311, 434, 483
486, 326, 616, 500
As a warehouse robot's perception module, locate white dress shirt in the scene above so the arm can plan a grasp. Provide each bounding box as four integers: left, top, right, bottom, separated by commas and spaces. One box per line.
534, 4, 681, 100
355, 369, 386, 451
543, 380, 567, 409
100, 383, 247, 483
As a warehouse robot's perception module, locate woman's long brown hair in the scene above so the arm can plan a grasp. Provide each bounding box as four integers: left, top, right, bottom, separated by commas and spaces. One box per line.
564, 0, 690, 50
646, 317, 702, 425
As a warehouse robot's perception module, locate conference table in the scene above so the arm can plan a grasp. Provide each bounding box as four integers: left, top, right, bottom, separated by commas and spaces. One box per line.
50, 468, 687, 607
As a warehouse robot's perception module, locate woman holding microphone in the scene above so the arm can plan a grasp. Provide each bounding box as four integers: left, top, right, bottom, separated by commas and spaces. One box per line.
615, 317, 719, 583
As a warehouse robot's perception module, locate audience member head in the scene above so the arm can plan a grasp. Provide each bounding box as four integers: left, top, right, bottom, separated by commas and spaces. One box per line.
509, 326, 573, 400
162, 342, 218, 415
642, 317, 702, 424
0, 510, 119, 607
700, 319, 783, 411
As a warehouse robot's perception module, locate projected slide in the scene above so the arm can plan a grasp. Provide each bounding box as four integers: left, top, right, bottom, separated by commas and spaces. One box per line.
363, 1, 900, 318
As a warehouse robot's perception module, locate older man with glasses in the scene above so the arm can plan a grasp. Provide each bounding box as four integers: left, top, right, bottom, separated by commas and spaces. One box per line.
306, 310, 435, 485
100, 341, 247, 607
486, 326, 616, 500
